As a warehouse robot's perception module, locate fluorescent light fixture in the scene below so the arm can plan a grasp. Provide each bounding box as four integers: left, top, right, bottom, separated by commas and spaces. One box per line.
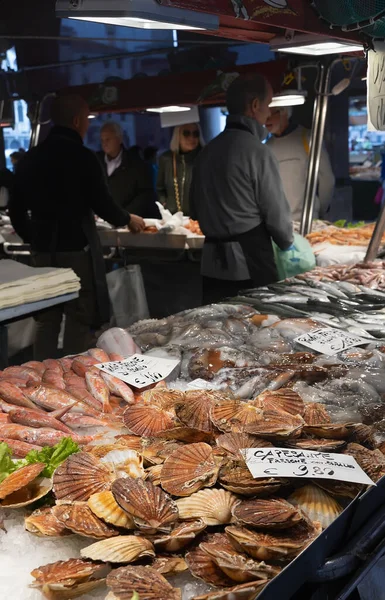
146, 106, 192, 114
56, 0, 219, 31
88, 114, 97, 119
271, 34, 363, 56
270, 90, 307, 108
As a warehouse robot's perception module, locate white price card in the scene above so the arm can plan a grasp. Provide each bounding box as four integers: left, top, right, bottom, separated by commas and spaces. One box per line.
187, 379, 220, 391
294, 327, 367, 355
96, 354, 180, 389
244, 448, 374, 486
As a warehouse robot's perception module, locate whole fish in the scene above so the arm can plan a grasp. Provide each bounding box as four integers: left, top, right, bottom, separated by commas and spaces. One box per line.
100, 371, 135, 404
25, 385, 100, 417
43, 369, 66, 389
0, 381, 38, 410
8, 407, 73, 434
65, 386, 103, 412
88, 348, 110, 363
85, 368, 112, 413
0, 413, 10, 423
63, 372, 87, 389
22, 361, 46, 376
72, 355, 99, 377
43, 359, 63, 373
109, 353, 124, 362
58, 357, 73, 372
1, 377, 28, 387
0, 436, 43, 457
0, 424, 95, 447
1, 366, 41, 385
61, 413, 121, 429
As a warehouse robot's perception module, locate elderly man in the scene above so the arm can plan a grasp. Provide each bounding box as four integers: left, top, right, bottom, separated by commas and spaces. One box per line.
190, 74, 294, 305
266, 107, 335, 222
9, 95, 145, 359
97, 122, 160, 218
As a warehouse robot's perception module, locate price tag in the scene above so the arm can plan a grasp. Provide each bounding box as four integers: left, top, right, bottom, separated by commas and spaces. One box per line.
244, 448, 374, 486
294, 327, 367, 355
95, 354, 180, 389
187, 379, 220, 391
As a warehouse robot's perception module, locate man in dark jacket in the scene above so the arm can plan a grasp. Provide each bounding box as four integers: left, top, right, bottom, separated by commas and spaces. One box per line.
9, 94, 145, 359
190, 74, 294, 305
98, 122, 160, 218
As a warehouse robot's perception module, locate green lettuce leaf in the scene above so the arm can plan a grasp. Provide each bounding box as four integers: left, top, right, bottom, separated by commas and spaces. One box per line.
0, 442, 18, 483
19, 437, 80, 477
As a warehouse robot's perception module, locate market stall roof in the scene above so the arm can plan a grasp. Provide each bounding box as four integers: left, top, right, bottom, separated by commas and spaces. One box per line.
61, 58, 288, 113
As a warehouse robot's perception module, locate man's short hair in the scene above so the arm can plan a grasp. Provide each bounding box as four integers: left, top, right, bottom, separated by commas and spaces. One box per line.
51, 94, 89, 128
101, 121, 123, 140
226, 74, 269, 116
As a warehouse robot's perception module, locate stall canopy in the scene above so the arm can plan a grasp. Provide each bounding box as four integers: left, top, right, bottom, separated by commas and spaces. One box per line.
61, 58, 288, 114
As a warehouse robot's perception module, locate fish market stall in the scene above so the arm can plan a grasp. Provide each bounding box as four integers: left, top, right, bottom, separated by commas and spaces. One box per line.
2, 298, 385, 599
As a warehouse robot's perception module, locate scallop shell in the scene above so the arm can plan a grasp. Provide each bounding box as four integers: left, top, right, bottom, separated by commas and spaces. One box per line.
232, 498, 303, 530
346, 424, 376, 449
194, 580, 267, 600
343, 443, 385, 482
313, 479, 363, 500
304, 423, 350, 440
85, 443, 138, 458
146, 464, 163, 485
303, 403, 331, 426
53, 452, 114, 502
256, 389, 305, 417
245, 410, 304, 440
154, 519, 207, 552
219, 463, 282, 497
0, 476, 52, 508
157, 426, 213, 443
52, 502, 119, 539
141, 389, 184, 410
288, 485, 343, 529
25, 507, 72, 537
176, 488, 238, 525
30, 558, 105, 586
115, 435, 144, 452
160, 442, 219, 497
123, 404, 178, 437
186, 536, 234, 587
37, 580, 105, 599
175, 390, 216, 432
100, 449, 145, 479
152, 555, 188, 577
140, 439, 182, 466
0, 462, 45, 500
112, 477, 178, 533
200, 539, 281, 583
106, 565, 182, 600
284, 438, 346, 452
210, 399, 263, 433
81, 535, 155, 563
88, 491, 135, 529
216, 432, 272, 461
226, 519, 322, 561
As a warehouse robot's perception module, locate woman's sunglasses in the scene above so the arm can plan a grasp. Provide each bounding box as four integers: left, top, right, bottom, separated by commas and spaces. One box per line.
182, 130, 199, 138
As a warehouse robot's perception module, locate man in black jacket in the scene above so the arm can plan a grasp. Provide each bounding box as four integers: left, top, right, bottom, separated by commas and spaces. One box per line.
9, 94, 145, 359
98, 121, 160, 218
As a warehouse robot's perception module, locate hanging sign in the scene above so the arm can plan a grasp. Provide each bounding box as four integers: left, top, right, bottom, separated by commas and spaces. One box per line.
244, 447, 374, 486
294, 327, 367, 355
96, 354, 180, 389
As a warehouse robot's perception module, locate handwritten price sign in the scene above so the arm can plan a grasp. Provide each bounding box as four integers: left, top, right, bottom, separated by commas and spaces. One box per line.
95, 354, 180, 389
244, 448, 374, 486
294, 327, 366, 355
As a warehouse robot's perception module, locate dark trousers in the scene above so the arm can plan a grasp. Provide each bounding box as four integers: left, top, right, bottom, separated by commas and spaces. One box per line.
202, 277, 253, 305
32, 251, 98, 360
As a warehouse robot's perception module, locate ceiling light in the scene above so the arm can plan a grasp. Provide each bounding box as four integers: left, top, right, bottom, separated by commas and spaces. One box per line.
270, 90, 307, 108
56, 0, 219, 31
88, 114, 97, 119
146, 106, 192, 114
271, 35, 363, 56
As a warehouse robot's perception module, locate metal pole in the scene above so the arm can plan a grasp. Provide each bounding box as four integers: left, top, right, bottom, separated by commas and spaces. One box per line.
300, 59, 336, 236
28, 101, 41, 149
365, 199, 385, 262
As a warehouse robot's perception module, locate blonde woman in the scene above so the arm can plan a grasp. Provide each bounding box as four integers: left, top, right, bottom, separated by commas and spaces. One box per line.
157, 123, 204, 214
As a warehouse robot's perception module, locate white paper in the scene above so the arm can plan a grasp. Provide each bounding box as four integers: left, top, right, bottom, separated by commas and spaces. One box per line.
367, 41, 385, 131
96, 354, 180, 389
294, 327, 367, 355
244, 448, 374, 486
187, 378, 220, 390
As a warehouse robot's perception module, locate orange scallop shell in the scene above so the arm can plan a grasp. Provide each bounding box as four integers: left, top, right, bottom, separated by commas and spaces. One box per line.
31, 558, 105, 586
160, 442, 219, 497
210, 399, 262, 433
303, 403, 331, 425
123, 404, 178, 437
52, 502, 119, 539
53, 452, 114, 502
106, 565, 182, 600
175, 390, 216, 433
256, 389, 305, 417
0, 463, 45, 500
216, 432, 272, 461
25, 507, 72, 537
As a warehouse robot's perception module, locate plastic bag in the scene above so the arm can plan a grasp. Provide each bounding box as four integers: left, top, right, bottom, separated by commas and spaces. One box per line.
97, 327, 141, 357
273, 233, 316, 281
107, 265, 149, 328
